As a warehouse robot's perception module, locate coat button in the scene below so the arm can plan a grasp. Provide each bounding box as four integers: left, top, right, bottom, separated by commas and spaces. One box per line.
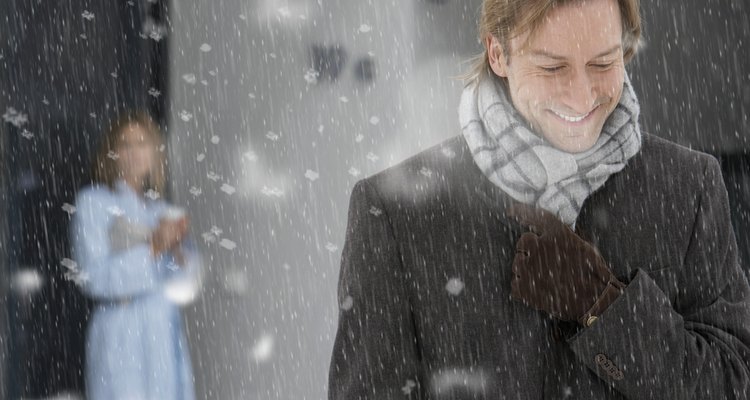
595, 354, 607, 365
612, 370, 624, 381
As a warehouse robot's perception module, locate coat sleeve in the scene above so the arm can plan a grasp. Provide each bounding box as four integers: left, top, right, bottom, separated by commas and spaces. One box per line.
328, 179, 424, 399
568, 156, 750, 399
71, 189, 166, 300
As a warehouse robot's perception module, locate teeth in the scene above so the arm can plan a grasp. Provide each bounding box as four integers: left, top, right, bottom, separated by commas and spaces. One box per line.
553, 110, 589, 123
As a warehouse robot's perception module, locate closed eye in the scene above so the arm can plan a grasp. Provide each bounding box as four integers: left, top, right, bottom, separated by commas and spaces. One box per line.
591, 63, 614, 69
540, 66, 564, 73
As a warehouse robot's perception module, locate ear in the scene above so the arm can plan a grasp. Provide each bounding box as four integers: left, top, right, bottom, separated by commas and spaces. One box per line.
486, 36, 509, 77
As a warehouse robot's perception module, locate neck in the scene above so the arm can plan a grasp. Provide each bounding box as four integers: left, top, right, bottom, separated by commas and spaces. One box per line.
122, 176, 144, 194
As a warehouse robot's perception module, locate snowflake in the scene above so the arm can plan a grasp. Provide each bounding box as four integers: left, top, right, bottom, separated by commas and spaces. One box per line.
445, 278, 465, 296
148, 28, 165, 41
107, 206, 125, 216
20, 129, 34, 139
339, 96, 349, 103
369, 116, 380, 125
64, 270, 90, 286
402, 380, 417, 395
261, 186, 284, 197
219, 238, 237, 250
369, 206, 383, 217
178, 110, 193, 122
107, 150, 120, 160
81, 10, 95, 20
3, 107, 28, 127
304, 69, 319, 84
252, 334, 274, 362
355, 134, 364, 143
60, 258, 89, 286
210, 226, 223, 236
207, 172, 221, 181
325, 242, 339, 252
60, 258, 78, 271
210, 135, 220, 144
144, 189, 160, 200
366, 152, 379, 162
196, 153, 206, 162
441, 147, 456, 159
181, 73, 197, 85
419, 166, 433, 178
266, 131, 280, 141
358, 24, 372, 33
62, 203, 77, 214
189, 186, 202, 197
220, 183, 236, 195
201, 231, 217, 243
304, 169, 319, 181
199, 43, 212, 52
148, 87, 161, 97
243, 151, 258, 162
340, 295, 354, 311
348, 167, 361, 177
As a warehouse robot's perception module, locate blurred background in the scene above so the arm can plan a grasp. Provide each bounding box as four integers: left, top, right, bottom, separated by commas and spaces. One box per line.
1, 0, 748, 399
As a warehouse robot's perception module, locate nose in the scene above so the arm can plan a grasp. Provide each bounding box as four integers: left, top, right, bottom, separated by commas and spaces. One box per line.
561, 69, 597, 114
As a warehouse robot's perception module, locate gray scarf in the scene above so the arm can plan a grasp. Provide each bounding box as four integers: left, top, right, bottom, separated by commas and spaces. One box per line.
459, 73, 642, 226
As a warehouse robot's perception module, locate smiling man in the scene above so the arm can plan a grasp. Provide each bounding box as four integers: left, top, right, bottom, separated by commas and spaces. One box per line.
329, 0, 750, 399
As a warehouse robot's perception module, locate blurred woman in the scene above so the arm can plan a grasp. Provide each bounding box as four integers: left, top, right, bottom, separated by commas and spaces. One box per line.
71, 111, 200, 400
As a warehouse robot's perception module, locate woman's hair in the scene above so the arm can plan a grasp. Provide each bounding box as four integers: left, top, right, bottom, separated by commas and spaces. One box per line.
91, 111, 166, 193
465, 0, 641, 83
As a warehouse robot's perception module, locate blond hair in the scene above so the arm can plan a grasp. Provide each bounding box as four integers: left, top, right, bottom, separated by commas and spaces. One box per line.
466, 0, 641, 83
91, 111, 166, 193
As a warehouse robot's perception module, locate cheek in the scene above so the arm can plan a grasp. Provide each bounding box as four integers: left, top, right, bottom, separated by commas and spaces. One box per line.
513, 78, 554, 107
597, 70, 625, 98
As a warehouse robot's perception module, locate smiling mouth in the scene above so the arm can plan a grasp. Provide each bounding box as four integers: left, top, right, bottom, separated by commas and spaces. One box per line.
550, 106, 598, 123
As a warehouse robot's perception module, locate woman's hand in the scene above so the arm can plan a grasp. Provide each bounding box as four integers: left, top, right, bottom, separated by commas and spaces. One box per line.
150, 216, 189, 257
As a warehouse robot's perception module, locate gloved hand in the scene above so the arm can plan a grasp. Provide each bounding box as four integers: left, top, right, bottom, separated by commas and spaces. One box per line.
506, 204, 625, 326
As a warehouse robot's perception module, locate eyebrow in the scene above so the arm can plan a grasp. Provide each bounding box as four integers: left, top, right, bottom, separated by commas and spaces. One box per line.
529, 45, 622, 61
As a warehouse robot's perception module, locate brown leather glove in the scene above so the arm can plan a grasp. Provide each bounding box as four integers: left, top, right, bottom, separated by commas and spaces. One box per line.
507, 204, 624, 326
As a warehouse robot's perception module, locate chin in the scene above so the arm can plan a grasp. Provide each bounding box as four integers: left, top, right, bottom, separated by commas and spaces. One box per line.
553, 137, 598, 153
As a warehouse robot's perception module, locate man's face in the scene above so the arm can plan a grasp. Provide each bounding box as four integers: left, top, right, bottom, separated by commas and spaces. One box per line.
487, 0, 625, 153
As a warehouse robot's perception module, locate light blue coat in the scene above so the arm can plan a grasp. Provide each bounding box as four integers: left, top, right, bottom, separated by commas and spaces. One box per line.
71, 180, 200, 400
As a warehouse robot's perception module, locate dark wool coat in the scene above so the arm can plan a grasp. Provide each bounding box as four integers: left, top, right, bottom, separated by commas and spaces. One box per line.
329, 133, 750, 399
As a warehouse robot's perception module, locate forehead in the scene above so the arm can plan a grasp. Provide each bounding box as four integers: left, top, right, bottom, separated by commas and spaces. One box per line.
118, 123, 152, 141
514, 0, 623, 56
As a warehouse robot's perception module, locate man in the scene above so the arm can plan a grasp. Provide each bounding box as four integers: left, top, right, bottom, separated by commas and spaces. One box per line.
329, 0, 750, 398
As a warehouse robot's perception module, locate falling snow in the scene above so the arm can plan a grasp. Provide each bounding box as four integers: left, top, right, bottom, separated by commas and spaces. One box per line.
220, 183, 236, 195
61, 203, 76, 214
218, 238, 237, 250
340, 296, 354, 311
445, 278, 465, 296
304, 169, 319, 181
3, 107, 28, 127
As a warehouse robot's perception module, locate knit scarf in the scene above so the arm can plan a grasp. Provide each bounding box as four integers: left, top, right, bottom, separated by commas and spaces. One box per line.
460, 73, 642, 226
